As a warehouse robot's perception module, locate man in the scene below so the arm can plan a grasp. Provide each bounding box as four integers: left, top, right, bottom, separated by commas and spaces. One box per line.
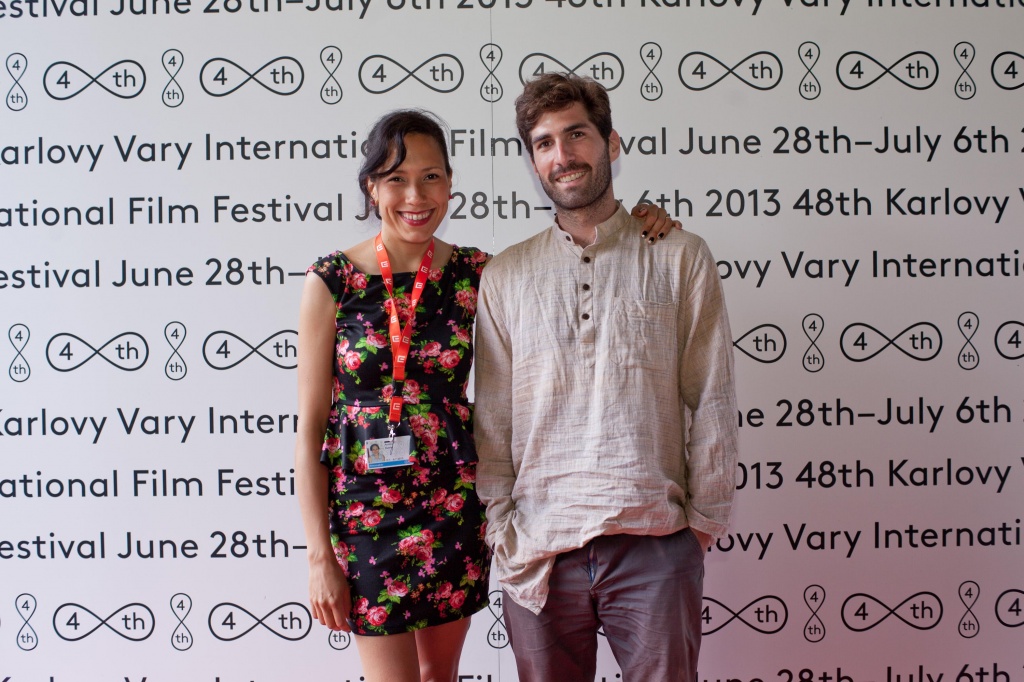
474, 72, 739, 682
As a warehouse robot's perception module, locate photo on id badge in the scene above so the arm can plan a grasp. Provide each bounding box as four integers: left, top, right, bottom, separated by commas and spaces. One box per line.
365, 435, 413, 469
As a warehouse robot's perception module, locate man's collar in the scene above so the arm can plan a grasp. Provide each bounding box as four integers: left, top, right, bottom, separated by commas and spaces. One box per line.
553, 202, 631, 247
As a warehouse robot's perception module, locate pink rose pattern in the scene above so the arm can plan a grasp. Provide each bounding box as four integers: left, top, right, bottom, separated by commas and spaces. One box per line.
307, 246, 490, 635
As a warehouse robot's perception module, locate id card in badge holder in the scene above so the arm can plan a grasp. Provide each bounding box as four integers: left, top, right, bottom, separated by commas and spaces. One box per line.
365, 421, 414, 469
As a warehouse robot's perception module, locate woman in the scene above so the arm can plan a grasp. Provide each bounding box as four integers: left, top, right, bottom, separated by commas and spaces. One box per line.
295, 109, 678, 682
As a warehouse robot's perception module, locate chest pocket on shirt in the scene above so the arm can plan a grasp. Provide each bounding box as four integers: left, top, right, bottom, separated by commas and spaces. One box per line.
609, 298, 678, 368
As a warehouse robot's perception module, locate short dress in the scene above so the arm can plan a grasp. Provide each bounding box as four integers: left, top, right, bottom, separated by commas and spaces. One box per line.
308, 245, 491, 635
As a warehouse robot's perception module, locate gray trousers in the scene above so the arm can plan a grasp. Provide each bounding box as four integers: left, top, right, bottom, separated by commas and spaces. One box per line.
502, 528, 705, 682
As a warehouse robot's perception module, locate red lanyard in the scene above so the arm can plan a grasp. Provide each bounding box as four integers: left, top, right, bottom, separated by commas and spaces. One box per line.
374, 234, 434, 425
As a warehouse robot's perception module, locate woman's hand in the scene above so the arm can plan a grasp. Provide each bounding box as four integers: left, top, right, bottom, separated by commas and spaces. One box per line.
308, 555, 353, 632
630, 203, 683, 243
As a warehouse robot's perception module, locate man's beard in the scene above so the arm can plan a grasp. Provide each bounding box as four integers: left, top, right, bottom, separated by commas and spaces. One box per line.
539, 147, 613, 212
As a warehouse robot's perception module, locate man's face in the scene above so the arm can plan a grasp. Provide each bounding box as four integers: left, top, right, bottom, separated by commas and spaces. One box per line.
528, 102, 620, 211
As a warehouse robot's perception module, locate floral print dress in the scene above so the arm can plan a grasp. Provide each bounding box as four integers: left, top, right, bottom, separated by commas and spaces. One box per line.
308, 245, 490, 635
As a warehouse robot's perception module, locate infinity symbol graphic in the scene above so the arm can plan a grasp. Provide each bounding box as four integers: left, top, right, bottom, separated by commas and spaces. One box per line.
836, 51, 938, 91
9, 323, 30, 382
43, 59, 146, 100
485, 590, 510, 648
320, 46, 343, 104
165, 321, 187, 380
957, 312, 979, 370
840, 322, 942, 362
702, 595, 788, 635
798, 42, 821, 100
734, 323, 787, 364
679, 51, 783, 91
53, 602, 155, 641
640, 42, 663, 101
170, 593, 193, 651
6, 53, 28, 111
954, 42, 976, 100
802, 314, 824, 373
958, 581, 980, 639
16, 593, 38, 651
203, 330, 297, 370
519, 52, 624, 90
46, 332, 149, 372
803, 585, 825, 643
162, 49, 184, 108
479, 44, 503, 102
200, 57, 304, 97
359, 54, 464, 94
208, 602, 311, 641
841, 591, 942, 632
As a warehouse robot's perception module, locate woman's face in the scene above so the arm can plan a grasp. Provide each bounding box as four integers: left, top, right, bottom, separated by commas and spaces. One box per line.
368, 133, 452, 248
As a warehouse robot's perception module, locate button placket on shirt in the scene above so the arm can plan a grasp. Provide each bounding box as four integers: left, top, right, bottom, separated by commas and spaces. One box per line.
579, 251, 596, 368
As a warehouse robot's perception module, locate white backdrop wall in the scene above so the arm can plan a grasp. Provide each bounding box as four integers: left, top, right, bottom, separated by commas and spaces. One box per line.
1, 2, 1023, 680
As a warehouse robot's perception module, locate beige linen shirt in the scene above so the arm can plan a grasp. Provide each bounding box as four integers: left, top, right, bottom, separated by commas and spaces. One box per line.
474, 204, 739, 614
